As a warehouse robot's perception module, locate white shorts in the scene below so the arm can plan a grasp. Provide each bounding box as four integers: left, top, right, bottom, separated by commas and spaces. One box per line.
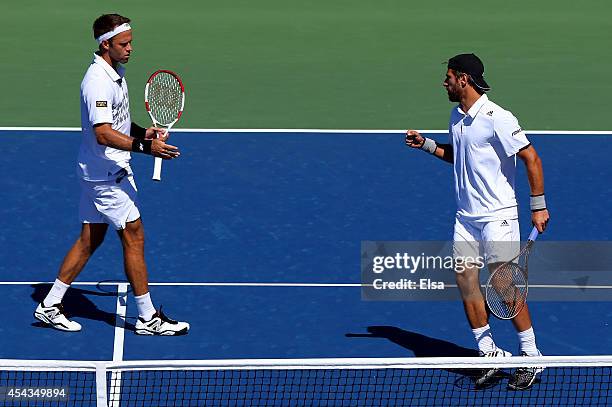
79, 167, 140, 230
453, 217, 520, 268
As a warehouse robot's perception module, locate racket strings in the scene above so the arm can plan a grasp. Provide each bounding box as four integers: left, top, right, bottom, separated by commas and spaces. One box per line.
148, 73, 182, 126
488, 263, 528, 318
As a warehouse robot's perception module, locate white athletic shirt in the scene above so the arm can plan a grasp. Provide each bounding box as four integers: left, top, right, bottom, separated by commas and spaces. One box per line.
77, 53, 131, 181
449, 94, 530, 222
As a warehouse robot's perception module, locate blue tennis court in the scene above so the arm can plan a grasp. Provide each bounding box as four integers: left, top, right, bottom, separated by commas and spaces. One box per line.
1, 129, 611, 405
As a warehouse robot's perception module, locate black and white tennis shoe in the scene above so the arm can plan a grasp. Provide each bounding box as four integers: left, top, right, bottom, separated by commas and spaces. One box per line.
135, 307, 190, 336
475, 347, 512, 388
34, 302, 82, 332
508, 351, 544, 390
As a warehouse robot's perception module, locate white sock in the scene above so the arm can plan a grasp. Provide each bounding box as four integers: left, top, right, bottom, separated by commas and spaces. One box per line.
518, 327, 540, 356
43, 279, 70, 307
473, 324, 496, 353
134, 292, 156, 320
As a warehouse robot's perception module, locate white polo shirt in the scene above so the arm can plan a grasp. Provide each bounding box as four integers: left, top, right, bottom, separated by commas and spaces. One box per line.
77, 53, 131, 181
449, 93, 530, 222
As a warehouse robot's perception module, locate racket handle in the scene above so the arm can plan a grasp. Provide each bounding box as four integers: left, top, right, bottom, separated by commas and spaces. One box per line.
528, 226, 540, 242
152, 157, 163, 181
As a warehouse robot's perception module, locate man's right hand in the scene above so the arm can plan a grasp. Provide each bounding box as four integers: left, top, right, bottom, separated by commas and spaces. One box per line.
145, 126, 166, 140
405, 130, 425, 149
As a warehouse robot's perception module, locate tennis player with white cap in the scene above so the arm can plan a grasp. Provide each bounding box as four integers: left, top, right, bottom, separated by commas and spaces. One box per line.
405, 53, 550, 389
34, 14, 189, 336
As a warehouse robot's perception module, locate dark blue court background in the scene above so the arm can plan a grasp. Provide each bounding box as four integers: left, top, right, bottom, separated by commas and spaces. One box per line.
1, 131, 610, 360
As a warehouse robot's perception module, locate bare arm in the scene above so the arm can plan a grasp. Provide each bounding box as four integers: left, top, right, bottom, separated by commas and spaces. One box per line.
93, 123, 180, 159
405, 130, 453, 163
517, 145, 550, 232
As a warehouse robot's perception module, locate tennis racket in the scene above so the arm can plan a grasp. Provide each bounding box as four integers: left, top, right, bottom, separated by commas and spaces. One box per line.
485, 226, 540, 320
144, 70, 185, 181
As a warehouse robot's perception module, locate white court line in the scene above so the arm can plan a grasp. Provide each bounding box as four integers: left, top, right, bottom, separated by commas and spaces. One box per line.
0, 127, 82, 131
0, 127, 611, 135
112, 283, 128, 361
109, 283, 128, 407
3, 281, 363, 287
125, 282, 366, 287
3, 281, 612, 289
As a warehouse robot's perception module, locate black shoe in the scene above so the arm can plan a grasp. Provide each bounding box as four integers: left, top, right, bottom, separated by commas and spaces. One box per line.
475, 348, 512, 388
508, 351, 544, 390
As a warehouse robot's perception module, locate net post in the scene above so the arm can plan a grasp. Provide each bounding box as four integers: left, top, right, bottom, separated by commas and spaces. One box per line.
95, 362, 108, 407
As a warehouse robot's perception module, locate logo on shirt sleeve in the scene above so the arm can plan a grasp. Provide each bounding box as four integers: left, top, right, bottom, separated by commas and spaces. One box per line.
512, 128, 523, 136
96, 101, 108, 108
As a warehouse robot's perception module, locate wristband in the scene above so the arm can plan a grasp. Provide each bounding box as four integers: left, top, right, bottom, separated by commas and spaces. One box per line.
530, 194, 546, 211
130, 123, 147, 139
421, 138, 437, 154
131, 139, 152, 155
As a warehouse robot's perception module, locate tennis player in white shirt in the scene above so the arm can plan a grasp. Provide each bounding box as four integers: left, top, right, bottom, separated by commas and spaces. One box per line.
405, 53, 550, 390
34, 14, 189, 336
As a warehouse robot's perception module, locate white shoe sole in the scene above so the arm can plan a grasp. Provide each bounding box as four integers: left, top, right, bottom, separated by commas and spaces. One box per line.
135, 327, 189, 336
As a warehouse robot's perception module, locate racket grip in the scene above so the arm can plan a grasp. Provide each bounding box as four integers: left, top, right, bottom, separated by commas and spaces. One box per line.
152, 157, 163, 181
528, 226, 539, 242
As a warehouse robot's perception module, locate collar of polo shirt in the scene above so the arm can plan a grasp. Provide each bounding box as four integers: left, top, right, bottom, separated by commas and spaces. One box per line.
459, 94, 489, 117
92, 53, 125, 82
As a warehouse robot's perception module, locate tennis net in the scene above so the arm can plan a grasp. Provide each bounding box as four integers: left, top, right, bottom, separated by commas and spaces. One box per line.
1, 355, 611, 406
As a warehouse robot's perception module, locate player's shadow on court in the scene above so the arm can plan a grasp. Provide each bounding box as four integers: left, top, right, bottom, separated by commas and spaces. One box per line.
30, 284, 135, 332
345, 327, 509, 389
346, 326, 479, 357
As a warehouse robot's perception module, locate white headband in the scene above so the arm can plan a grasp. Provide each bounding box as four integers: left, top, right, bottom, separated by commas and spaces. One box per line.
96, 23, 132, 44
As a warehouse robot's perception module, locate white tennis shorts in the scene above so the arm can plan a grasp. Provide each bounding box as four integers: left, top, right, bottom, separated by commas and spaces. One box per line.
79, 167, 140, 230
453, 217, 520, 268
